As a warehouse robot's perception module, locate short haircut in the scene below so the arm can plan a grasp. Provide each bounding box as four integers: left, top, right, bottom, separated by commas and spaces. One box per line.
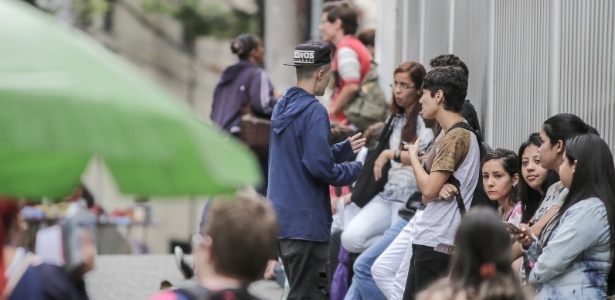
202, 195, 277, 284
429, 54, 469, 77
296, 63, 331, 81
357, 28, 375, 47
422, 66, 468, 112
323, 1, 359, 35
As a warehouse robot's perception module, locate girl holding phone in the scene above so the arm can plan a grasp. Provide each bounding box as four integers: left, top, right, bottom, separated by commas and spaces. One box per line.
511, 114, 598, 284
515, 134, 615, 299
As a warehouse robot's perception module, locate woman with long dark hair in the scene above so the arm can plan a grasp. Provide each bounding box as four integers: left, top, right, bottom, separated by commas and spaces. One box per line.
516, 133, 559, 225
511, 114, 598, 285
341, 61, 433, 299
515, 134, 615, 298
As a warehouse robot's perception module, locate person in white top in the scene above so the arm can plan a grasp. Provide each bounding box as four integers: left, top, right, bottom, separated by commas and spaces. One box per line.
403, 66, 479, 299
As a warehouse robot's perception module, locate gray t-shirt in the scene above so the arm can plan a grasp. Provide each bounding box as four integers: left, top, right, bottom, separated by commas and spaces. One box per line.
412, 127, 480, 247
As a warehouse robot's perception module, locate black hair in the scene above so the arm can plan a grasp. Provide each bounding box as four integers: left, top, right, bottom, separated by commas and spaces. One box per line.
323, 1, 359, 35
429, 54, 469, 77
517, 133, 559, 223
296, 63, 331, 81
481, 148, 519, 209
422, 66, 467, 112
357, 28, 375, 48
460, 100, 483, 142
540, 134, 615, 294
230, 33, 259, 60
542, 113, 599, 148
449, 207, 526, 299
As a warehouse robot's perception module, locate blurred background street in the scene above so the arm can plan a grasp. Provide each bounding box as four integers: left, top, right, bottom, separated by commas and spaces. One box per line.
86, 255, 284, 300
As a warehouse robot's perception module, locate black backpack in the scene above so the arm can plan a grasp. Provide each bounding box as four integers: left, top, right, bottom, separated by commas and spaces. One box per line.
446, 121, 496, 215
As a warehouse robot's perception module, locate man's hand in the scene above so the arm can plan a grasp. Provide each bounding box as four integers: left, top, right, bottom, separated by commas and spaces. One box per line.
348, 132, 366, 153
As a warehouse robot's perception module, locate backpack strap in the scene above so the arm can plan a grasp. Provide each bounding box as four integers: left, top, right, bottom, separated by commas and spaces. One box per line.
447, 175, 466, 215
446, 121, 475, 216
176, 284, 213, 300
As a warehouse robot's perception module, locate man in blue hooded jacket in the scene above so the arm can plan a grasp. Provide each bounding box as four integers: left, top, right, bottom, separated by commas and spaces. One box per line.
268, 41, 365, 299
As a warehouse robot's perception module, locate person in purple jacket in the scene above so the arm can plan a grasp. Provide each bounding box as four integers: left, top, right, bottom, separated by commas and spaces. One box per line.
210, 33, 282, 195
268, 41, 365, 299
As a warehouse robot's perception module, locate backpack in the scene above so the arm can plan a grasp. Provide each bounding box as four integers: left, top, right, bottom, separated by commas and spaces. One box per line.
445, 121, 496, 215
343, 62, 388, 132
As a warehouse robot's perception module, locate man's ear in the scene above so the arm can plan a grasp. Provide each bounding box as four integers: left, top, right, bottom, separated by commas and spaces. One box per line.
436, 90, 444, 105
333, 18, 342, 30
317, 69, 324, 81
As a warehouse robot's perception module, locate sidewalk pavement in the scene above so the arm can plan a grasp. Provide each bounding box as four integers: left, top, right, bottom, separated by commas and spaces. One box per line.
86, 255, 284, 300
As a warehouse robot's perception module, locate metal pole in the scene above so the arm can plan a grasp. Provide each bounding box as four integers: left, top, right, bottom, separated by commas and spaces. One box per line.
548, 0, 562, 116
486, 0, 495, 145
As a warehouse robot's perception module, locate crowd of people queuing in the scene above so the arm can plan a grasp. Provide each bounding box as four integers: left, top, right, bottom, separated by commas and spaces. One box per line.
245, 1, 615, 300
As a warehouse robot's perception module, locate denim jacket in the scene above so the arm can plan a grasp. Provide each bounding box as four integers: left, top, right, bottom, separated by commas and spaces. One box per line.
525, 197, 611, 299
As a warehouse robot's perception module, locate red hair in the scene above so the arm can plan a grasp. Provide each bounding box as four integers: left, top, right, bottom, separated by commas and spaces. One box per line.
0, 197, 21, 296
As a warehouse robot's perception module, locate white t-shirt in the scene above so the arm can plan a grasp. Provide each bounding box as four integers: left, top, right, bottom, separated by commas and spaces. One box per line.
412, 127, 480, 247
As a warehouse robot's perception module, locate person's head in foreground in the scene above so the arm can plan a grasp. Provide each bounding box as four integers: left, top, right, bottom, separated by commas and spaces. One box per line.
418, 207, 529, 300
192, 194, 278, 286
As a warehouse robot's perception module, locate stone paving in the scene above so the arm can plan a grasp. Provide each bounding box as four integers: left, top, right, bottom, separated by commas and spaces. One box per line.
86, 255, 284, 300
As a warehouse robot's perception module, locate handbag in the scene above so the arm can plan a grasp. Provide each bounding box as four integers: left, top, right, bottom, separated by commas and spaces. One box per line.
343, 62, 389, 132
239, 69, 271, 161
350, 115, 396, 208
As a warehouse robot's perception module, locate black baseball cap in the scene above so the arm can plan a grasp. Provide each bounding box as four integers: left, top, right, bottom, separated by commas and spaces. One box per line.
284, 41, 332, 67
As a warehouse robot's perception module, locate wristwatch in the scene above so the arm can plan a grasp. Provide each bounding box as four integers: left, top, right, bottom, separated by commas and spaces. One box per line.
393, 150, 401, 163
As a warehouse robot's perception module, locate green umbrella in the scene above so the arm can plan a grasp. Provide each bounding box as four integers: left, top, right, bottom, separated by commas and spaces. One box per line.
0, 0, 261, 199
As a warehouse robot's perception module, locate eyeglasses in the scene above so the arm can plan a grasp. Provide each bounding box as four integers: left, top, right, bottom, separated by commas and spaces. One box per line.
390, 83, 416, 90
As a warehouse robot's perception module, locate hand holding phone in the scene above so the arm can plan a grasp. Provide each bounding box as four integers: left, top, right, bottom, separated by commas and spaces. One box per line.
402, 141, 426, 156
503, 221, 524, 234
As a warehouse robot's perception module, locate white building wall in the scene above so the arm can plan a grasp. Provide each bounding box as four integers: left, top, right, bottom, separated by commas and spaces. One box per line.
380, 0, 615, 155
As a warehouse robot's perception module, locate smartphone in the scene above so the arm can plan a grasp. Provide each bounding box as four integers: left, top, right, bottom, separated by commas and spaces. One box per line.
402, 141, 426, 156
503, 221, 524, 234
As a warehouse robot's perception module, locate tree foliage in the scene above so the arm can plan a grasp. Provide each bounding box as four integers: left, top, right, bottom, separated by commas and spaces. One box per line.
142, 0, 258, 42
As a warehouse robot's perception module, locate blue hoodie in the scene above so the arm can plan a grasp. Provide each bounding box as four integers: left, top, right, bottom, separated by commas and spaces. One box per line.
267, 87, 362, 242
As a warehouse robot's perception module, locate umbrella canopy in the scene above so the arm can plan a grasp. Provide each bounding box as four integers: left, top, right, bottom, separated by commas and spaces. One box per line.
0, 0, 261, 199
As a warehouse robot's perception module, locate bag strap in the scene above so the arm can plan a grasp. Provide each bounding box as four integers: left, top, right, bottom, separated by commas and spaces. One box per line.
2, 252, 39, 298
176, 284, 213, 300
379, 115, 397, 146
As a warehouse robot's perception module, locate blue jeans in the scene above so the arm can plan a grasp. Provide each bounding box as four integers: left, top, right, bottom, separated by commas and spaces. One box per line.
344, 218, 409, 300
